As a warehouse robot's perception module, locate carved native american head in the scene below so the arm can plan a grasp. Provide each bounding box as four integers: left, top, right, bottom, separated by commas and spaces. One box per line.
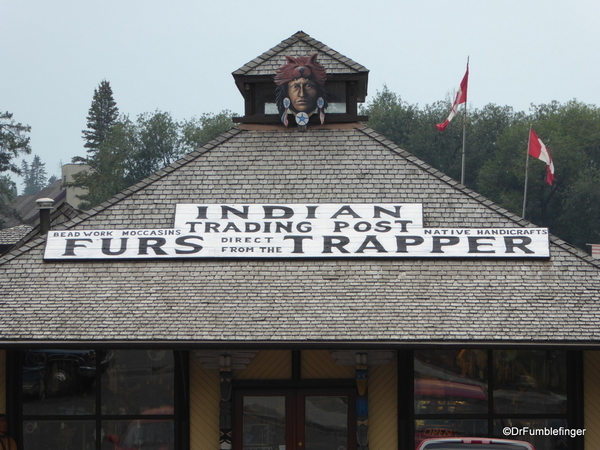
274, 54, 328, 126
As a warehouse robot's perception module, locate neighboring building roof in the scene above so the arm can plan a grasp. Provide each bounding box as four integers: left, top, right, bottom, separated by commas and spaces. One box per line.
0, 225, 33, 250
1, 124, 600, 346
233, 31, 369, 77
0, 179, 64, 228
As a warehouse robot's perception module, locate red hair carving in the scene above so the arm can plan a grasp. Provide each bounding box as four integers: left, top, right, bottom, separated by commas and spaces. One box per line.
274, 54, 327, 86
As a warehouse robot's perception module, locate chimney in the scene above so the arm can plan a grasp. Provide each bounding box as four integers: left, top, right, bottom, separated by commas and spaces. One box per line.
36, 198, 55, 235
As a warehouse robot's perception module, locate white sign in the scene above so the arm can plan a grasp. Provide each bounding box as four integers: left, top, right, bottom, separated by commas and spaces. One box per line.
43, 204, 550, 260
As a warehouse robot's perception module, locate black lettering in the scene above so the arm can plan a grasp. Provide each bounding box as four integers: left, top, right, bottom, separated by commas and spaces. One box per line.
322, 236, 350, 253
221, 205, 249, 219
296, 221, 312, 232
394, 220, 413, 232
395, 236, 425, 253
356, 235, 387, 253
223, 222, 242, 232
331, 205, 361, 219
283, 235, 313, 253
196, 206, 208, 219
175, 236, 204, 254
468, 237, 496, 253
306, 205, 318, 219
373, 205, 402, 218
263, 206, 294, 219
62, 238, 93, 256
186, 222, 202, 233
504, 236, 534, 254
138, 238, 168, 255
101, 238, 128, 255
205, 222, 220, 233
245, 222, 261, 232
333, 221, 349, 232
354, 221, 372, 232
431, 236, 460, 253
275, 221, 293, 233
374, 221, 392, 232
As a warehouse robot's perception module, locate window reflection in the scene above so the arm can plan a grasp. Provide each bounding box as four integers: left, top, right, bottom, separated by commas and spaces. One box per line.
305, 396, 348, 450
493, 419, 568, 450
22, 349, 110, 416
493, 350, 567, 414
414, 349, 569, 449
243, 396, 286, 450
101, 350, 175, 415
102, 418, 174, 450
21, 349, 176, 449
414, 349, 488, 415
22, 420, 95, 450
415, 419, 487, 449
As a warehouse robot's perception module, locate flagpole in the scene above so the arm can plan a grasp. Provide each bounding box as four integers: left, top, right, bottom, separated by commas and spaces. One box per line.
461, 97, 467, 185
522, 127, 532, 218
460, 57, 469, 186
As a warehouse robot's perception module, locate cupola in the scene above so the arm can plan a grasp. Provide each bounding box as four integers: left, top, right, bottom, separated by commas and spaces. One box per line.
232, 31, 369, 127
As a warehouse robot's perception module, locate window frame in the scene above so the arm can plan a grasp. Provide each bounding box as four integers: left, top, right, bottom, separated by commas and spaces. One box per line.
15, 348, 187, 450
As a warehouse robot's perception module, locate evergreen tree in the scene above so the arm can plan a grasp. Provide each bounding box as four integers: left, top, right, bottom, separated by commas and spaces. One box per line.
1, 111, 31, 175
69, 81, 122, 209
68, 104, 236, 210
21, 155, 48, 195
0, 111, 31, 227
79, 80, 119, 158
0, 175, 19, 228
69, 120, 131, 210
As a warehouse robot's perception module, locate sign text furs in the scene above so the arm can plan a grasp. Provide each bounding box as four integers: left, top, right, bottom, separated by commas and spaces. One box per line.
44, 204, 550, 260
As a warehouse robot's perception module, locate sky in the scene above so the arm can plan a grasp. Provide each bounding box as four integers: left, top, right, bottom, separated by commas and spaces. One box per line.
2, 0, 600, 190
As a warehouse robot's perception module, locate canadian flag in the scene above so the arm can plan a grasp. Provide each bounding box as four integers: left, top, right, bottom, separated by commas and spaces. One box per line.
528, 129, 555, 185
436, 64, 469, 131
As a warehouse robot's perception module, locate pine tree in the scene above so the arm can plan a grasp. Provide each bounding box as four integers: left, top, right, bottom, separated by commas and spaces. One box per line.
80, 80, 119, 157
21, 155, 49, 195
1, 111, 31, 227
1, 111, 31, 174
69, 81, 123, 209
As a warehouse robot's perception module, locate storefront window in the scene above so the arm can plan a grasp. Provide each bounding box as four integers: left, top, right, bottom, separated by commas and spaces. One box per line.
414, 349, 488, 415
493, 419, 568, 450
493, 350, 567, 415
21, 349, 177, 450
415, 419, 487, 443
101, 350, 174, 415
22, 420, 96, 450
22, 349, 102, 416
414, 349, 569, 449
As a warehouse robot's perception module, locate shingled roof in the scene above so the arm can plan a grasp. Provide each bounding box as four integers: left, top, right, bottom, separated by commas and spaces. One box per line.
233, 31, 369, 77
1, 124, 600, 347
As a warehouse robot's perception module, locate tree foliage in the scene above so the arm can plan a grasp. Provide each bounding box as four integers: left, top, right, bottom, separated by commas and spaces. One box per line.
69, 81, 123, 210
0, 111, 31, 227
80, 80, 119, 155
69, 91, 235, 210
21, 155, 49, 195
1, 111, 31, 175
362, 91, 600, 251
